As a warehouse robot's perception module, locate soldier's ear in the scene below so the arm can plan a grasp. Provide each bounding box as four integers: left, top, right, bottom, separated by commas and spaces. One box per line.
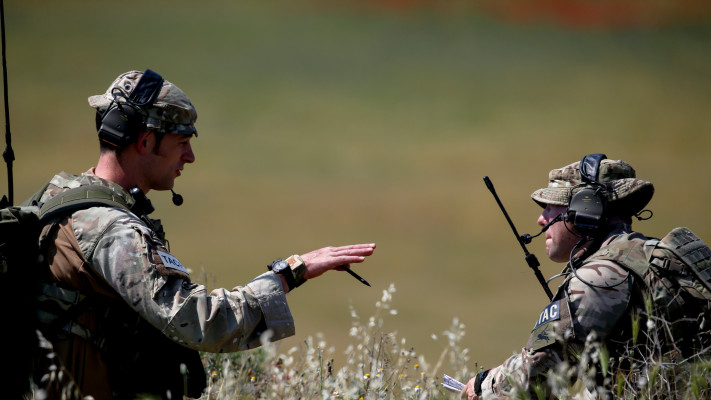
135, 131, 156, 155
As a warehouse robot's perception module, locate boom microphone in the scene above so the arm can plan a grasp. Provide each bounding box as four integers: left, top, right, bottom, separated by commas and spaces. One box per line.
171, 190, 183, 206
520, 214, 564, 244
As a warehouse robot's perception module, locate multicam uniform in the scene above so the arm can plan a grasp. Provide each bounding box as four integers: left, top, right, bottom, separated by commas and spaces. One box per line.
35, 170, 294, 398
479, 224, 641, 399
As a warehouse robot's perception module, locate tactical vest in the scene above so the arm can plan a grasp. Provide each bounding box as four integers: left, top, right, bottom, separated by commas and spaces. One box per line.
30, 183, 206, 399
585, 227, 711, 357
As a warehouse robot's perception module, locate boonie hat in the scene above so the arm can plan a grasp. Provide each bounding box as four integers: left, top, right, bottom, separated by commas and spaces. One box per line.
88, 70, 197, 136
531, 158, 654, 217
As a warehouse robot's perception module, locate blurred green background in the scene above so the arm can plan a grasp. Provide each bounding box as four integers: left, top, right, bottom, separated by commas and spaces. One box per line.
5, 0, 711, 371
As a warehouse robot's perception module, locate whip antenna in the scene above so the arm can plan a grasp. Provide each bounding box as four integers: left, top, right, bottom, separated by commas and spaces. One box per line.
1, 0, 14, 206
484, 176, 553, 300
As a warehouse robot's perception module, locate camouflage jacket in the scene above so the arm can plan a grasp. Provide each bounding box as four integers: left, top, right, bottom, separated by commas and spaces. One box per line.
35, 169, 295, 397
479, 224, 640, 399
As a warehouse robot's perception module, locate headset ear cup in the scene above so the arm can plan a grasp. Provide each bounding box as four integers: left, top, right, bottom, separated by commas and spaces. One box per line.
566, 153, 609, 237
567, 187, 606, 236
98, 104, 144, 149
97, 69, 163, 149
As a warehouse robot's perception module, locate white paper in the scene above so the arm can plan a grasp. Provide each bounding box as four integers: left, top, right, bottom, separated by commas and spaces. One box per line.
441, 374, 465, 392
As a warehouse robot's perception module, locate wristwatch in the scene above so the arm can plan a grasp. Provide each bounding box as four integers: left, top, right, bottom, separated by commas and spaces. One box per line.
268, 255, 307, 291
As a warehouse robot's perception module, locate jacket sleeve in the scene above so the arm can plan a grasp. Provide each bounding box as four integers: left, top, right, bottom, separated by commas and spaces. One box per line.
76, 207, 295, 353
479, 261, 632, 398
479, 346, 563, 399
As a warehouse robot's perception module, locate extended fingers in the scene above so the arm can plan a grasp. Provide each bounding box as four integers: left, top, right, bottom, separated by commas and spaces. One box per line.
329, 243, 376, 256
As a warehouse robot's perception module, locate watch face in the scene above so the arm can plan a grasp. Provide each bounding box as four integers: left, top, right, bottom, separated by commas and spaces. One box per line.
272, 260, 290, 273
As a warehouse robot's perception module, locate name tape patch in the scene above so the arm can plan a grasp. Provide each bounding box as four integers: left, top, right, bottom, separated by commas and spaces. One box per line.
533, 300, 560, 330
157, 250, 189, 275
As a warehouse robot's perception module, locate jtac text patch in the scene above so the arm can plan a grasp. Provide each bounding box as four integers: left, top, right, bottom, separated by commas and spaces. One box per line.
157, 250, 189, 275
533, 300, 561, 330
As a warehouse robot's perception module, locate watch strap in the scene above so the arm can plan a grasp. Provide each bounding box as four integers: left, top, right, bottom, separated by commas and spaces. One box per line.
285, 254, 307, 289
267, 259, 298, 291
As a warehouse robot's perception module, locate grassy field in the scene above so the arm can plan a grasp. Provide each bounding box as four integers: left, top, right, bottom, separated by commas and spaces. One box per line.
5, 0, 711, 373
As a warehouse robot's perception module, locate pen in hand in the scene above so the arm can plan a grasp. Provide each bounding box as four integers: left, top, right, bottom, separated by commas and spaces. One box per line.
337, 265, 371, 287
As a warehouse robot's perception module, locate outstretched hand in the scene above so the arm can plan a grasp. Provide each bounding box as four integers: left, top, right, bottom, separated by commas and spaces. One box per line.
460, 377, 479, 400
300, 243, 376, 280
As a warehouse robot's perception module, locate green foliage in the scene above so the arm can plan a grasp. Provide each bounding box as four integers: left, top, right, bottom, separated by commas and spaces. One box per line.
689, 362, 711, 400
599, 343, 609, 377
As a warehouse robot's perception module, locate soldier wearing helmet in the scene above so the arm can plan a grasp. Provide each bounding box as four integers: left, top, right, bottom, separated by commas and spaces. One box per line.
461, 154, 655, 399
32, 70, 376, 399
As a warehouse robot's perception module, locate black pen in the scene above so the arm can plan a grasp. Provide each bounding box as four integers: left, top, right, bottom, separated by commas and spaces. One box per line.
338, 265, 371, 287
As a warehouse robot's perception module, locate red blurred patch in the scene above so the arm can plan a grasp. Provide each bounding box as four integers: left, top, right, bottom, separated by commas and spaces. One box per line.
316, 0, 711, 28
479, 0, 711, 29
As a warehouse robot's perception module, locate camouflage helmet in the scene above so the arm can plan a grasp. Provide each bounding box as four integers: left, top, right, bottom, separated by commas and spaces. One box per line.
88, 70, 197, 136
531, 158, 654, 217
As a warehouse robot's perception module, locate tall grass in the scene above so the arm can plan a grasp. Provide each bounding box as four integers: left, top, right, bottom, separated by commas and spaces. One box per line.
196, 285, 710, 400
199, 283, 471, 399
30, 282, 710, 399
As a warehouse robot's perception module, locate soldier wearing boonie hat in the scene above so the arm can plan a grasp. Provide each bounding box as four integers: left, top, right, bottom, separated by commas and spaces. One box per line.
462, 155, 658, 400
31, 69, 376, 399
531, 158, 654, 218
88, 69, 198, 137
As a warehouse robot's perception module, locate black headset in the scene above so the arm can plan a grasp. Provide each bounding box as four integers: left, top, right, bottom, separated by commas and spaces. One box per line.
98, 69, 164, 149
564, 153, 633, 290
565, 153, 608, 237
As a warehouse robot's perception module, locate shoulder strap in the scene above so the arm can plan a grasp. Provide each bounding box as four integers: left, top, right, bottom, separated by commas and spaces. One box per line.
21, 181, 52, 207
38, 185, 131, 222
585, 232, 650, 277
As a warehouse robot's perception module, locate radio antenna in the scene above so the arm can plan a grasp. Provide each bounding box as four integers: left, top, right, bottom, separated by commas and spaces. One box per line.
1, 0, 15, 206
484, 176, 553, 300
